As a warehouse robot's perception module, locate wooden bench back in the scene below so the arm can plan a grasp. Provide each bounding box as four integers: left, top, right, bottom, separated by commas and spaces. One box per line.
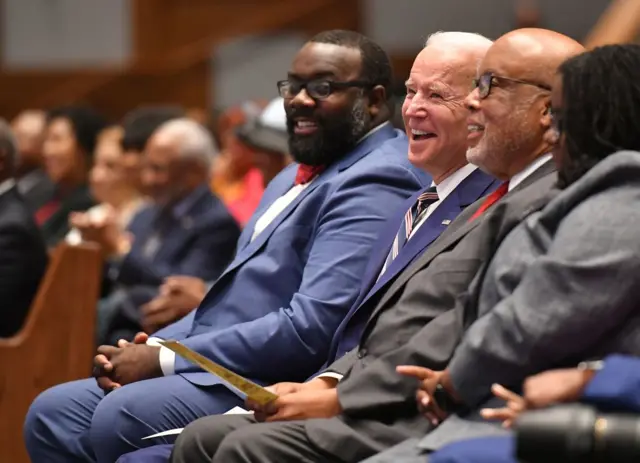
0, 243, 102, 463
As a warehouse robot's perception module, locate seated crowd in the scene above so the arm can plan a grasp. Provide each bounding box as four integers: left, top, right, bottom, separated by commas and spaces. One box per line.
5, 26, 639, 463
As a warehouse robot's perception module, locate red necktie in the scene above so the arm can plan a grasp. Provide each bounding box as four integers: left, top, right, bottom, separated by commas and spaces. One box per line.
295, 165, 325, 185
469, 181, 509, 221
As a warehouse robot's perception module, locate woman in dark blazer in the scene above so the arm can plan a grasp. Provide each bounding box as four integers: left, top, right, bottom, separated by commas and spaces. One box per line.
36, 106, 107, 247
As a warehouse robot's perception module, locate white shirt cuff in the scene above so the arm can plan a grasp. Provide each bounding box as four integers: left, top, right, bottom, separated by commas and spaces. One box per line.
316, 372, 344, 382
146, 336, 176, 376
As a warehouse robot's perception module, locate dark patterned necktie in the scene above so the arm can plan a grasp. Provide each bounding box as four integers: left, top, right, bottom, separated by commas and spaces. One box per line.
382, 185, 439, 272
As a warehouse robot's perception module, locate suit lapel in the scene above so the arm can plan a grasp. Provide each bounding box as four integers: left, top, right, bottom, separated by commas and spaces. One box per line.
342, 170, 499, 334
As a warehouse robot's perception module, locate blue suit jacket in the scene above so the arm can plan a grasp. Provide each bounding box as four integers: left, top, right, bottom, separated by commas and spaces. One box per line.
583, 354, 640, 412
322, 168, 500, 366
154, 124, 429, 386
115, 185, 240, 287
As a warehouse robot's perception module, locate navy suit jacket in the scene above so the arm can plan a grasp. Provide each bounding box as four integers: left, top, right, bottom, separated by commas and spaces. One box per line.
583, 354, 640, 412
322, 168, 501, 366
115, 185, 240, 287
154, 124, 429, 386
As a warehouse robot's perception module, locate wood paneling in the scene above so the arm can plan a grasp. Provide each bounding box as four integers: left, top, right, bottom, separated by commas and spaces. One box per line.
0, 0, 362, 120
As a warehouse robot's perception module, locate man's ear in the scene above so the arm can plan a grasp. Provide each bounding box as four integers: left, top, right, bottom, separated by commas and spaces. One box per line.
540, 98, 552, 131
367, 85, 387, 119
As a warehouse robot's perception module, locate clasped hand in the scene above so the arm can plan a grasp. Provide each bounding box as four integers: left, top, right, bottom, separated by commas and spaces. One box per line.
92, 332, 162, 393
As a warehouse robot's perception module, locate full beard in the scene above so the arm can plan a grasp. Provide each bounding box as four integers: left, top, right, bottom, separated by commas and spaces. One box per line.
287, 99, 371, 166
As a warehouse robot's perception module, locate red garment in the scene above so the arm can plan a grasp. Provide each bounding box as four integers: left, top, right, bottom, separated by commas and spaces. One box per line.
295, 165, 326, 185
469, 181, 509, 221
34, 199, 61, 226
225, 168, 265, 227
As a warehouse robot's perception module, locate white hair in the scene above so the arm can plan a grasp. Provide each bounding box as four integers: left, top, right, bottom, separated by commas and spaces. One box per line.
0, 119, 18, 171
425, 31, 493, 67
154, 118, 218, 169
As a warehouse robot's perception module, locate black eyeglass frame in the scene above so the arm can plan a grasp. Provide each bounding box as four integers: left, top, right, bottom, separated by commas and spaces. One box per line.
472, 72, 552, 99
276, 79, 373, 100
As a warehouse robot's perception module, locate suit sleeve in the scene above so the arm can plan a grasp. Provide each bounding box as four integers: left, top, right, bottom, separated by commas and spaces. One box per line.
448, 188, 640, 408
582, 355, 640, 413
116, 212, 240, 287
175, 165, 424, 382
324, 349, 359, 376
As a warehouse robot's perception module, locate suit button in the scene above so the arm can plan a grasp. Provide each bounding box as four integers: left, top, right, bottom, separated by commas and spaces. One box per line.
357, 349, 367, 359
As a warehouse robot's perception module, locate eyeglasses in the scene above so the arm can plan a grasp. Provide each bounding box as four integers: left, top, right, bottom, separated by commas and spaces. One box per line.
550, 108, 564, 135
277, 79, 371, 100
472, 72, 551, 99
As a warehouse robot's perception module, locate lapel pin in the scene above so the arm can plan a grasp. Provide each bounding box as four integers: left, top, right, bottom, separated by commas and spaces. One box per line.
442, 219, 451, 225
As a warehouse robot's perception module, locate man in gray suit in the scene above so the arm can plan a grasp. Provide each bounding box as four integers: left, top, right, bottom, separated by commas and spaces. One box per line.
164, 29, 582, 463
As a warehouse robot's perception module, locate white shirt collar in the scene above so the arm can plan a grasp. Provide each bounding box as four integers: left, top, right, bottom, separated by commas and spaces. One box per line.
508, 153, 552, 191
0, 178, 16, 197
432, 163, 478, 202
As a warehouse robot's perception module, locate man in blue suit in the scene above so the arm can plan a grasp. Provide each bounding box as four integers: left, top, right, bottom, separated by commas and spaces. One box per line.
24, 30, 429, 463
118, 31, 501, 463
430, 355, 640, 463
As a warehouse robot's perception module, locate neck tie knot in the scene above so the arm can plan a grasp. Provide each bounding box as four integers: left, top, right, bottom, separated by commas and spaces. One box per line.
295, 164, 326, 185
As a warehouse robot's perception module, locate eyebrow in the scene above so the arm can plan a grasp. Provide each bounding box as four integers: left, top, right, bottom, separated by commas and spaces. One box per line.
287, 71, 337, 80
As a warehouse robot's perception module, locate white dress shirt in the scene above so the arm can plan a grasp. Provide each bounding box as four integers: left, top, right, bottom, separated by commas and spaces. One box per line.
0, 178, 16, 197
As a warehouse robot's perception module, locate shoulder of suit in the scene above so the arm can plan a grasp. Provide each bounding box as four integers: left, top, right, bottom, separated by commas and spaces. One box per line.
541, 150, 640, 215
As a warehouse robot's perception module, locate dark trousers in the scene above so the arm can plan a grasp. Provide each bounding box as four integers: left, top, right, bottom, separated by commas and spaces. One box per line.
170, 414, 343, 463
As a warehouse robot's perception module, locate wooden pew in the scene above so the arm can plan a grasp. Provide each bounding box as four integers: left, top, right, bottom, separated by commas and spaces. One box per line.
0, 243, 103, 463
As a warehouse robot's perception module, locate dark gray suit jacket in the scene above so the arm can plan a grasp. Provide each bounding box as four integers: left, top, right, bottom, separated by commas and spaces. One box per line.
303, 160, 558, 463
417, 150, 640, 450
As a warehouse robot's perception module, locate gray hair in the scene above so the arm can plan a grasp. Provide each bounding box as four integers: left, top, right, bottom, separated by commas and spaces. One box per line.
425, 31, 493, 68
154, 118, 218, 169
0, 118, 18, 172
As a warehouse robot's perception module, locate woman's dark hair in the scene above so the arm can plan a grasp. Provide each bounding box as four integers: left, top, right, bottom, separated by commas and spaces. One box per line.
47, 106, 108, 156
558, 44, 640, 186
121, 105, 185, 152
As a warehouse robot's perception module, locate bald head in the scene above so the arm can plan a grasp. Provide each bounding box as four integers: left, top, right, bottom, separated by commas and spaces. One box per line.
465, 29, 584, 180
486, 28, 584, 87
11, 110, 46, 173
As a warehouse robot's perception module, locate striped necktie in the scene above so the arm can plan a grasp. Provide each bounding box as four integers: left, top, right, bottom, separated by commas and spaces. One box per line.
382, 185, 439, 272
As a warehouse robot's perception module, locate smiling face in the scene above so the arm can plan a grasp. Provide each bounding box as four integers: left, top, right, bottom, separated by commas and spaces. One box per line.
284, 42, 375, 166
466, 40, 550, 179
42, 117, 87, 185
402, 47, 473, 180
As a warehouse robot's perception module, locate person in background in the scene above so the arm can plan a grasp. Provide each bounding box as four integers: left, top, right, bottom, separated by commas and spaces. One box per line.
36, 106, 107, 247
120, 105, 186, 196
77, 118, 240, 346
140, 96, 292, 334
236, 96, 292, 186
10, 109, 54, 212
0, 118, 48, 337
66, 126, 146, 245
210, 101, 266, 226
